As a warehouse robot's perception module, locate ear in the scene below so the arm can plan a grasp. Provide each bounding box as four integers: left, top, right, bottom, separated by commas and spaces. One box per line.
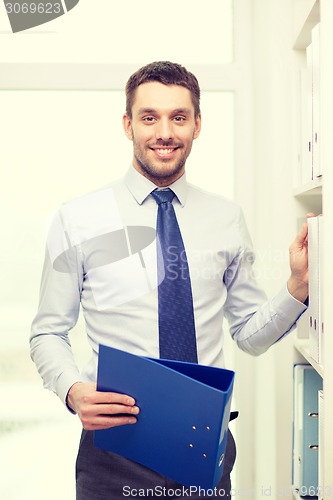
122, 113, 133, 140
193, 113, 201, 139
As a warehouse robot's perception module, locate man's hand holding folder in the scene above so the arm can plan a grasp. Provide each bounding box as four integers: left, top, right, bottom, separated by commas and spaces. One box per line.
66, 381, 140, 430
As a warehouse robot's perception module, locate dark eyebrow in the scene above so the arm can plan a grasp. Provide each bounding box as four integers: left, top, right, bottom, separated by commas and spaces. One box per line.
171, 108, 192, 115
137, 108, 157, 116
136, 107, 192, 116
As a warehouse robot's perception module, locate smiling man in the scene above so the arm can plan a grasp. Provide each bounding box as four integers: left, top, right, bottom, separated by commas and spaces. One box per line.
30, 61, 309, 499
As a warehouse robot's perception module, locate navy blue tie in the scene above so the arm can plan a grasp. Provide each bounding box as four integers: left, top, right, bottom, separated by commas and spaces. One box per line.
151, 189, 198, 363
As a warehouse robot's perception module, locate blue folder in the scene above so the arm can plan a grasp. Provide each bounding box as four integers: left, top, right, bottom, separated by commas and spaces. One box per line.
292, 364, 322, 493
94, 345, 235, 489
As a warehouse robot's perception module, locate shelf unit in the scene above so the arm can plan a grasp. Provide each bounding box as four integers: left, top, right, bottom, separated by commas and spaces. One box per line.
293, 178, 322, 198
294, 338, 324, 378
292, 0, 333, 498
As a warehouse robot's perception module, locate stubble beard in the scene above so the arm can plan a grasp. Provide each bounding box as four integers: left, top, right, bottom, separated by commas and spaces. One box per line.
135, 154, 186, 182
133, 138, 192, 184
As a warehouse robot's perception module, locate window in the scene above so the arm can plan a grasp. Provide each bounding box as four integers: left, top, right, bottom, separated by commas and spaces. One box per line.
0, 0, 233, 64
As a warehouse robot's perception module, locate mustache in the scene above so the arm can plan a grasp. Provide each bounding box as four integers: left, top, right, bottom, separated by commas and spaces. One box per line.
149, 141, 183, 148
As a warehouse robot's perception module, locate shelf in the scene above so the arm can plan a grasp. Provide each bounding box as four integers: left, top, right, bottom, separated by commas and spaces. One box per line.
293, 178, 323, 197
294, 338, 324, 378
293, 0, 320, 49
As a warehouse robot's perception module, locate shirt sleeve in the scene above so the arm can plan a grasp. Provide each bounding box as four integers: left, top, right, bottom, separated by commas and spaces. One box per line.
30, 207, 84, 407
223, 209, 307, 356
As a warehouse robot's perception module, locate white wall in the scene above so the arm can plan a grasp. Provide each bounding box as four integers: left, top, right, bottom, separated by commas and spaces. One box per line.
251, 0, 298, 496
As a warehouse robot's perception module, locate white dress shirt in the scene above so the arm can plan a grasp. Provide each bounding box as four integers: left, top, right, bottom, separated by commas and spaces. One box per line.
30, 166, 307, 406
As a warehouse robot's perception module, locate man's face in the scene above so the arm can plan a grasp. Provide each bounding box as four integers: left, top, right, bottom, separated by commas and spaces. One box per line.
123, 82, 201, 187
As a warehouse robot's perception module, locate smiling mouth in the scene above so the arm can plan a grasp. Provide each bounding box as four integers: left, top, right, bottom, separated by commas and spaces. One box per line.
150, 147, 179, 157
156, 148, 175, 155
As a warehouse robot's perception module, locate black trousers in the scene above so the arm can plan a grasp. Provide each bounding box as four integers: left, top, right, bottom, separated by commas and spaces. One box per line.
76, 429, 236, 499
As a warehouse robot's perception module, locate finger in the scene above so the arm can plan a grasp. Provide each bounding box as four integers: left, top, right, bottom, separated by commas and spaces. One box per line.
299, 221, 309, 239
295, 215, 315, 245
291, 222, 308, 248
98, 414, 138, 428
96, 403, 140, 416
93, 391, 136, 407
78, 402, 139, 422
83, 414, 138, 431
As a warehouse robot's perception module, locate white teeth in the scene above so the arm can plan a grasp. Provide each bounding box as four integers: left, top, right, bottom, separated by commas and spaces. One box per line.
156, 148, 173, 155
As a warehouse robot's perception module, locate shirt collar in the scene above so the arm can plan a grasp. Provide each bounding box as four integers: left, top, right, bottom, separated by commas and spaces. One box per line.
124, 165, 188, 207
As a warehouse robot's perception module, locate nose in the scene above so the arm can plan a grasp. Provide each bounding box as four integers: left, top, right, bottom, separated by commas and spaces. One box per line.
155, 118, 174, 142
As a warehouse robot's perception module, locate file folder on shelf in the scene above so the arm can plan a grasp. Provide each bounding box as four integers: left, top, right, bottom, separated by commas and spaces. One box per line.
318, 389, 324, 500
94, 345, 235, 489
308, 215, 324, 364
293, 364, 322, 494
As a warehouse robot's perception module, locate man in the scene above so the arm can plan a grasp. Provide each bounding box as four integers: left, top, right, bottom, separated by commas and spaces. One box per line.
30, 61, 309, 499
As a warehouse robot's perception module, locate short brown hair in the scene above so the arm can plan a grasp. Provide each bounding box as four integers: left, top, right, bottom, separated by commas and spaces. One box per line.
125, 61, 201, 119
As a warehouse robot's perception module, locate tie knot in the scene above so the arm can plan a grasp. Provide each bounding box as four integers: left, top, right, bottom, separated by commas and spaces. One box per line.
151, 189, 175, 205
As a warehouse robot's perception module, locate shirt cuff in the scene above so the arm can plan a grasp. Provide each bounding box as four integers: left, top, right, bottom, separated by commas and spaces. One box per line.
280, 283, 308, 311
272, 283, 308, 335
56, 371, 83, 414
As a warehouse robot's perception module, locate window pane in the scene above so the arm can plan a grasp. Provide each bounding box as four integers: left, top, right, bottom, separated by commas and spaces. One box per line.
0, 90, 130, 316
0, 0, 233, 64
187, 91, 234, 198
